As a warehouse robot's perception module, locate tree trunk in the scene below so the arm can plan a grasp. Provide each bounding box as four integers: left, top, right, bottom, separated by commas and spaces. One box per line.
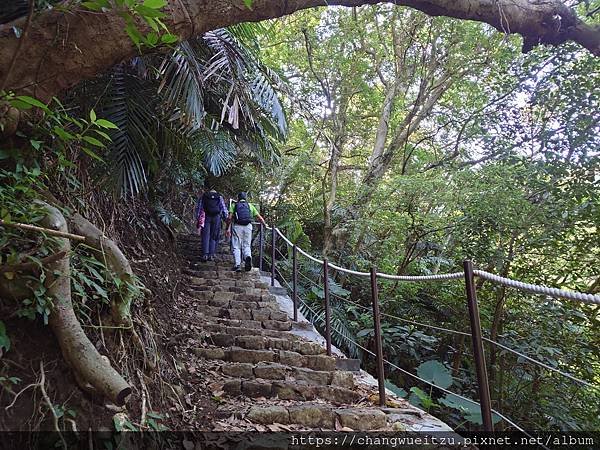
322, 88, 350, 257
1, 0, 598, 100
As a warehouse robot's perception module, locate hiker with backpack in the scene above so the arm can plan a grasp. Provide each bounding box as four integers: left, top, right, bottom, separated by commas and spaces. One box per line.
195, 185, 228, 262
225, 192, 266, 272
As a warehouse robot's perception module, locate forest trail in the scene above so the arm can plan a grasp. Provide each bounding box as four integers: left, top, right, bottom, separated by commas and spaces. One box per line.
174, 233, 453, 432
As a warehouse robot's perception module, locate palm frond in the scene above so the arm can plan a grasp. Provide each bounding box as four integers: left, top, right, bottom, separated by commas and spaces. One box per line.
155, 204, 185, 230
299, 295, 361, 359
158, 41, 206, 132
193, 129, 237, 176
251, 67, 287, 138
102, 65, 158, 196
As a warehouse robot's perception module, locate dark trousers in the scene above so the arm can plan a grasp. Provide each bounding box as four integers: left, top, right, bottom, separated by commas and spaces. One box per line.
201, 214, 221, 256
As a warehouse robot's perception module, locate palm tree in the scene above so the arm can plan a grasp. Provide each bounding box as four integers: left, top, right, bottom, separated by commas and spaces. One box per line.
76, 23, 287, 196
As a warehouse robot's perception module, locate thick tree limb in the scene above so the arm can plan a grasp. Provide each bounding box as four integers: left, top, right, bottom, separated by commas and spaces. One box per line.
38, 201, 132, 406
69, 213, 135, 327
0, 0, 597, 100
36, 191, 136, 326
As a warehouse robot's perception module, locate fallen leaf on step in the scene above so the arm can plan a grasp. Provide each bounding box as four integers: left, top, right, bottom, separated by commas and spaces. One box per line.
335, 418, 343, 431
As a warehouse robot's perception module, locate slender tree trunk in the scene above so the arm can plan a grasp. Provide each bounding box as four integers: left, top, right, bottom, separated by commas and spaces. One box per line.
488, 233, 517, 389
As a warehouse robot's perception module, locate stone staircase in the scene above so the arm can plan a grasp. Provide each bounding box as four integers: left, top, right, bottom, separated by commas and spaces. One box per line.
177, 234, 453, 432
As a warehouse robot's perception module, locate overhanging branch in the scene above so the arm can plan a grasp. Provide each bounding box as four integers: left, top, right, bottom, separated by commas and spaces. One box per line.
0, 0, 597, 100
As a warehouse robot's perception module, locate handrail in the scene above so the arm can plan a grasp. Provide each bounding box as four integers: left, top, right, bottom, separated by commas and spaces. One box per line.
255, 223, 600, 433
475, 270, 600, 305
271, 226, 600, 304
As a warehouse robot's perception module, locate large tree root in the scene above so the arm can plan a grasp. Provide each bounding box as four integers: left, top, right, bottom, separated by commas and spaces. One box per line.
37, 191, 136, 327
69, 213, 135, 327
38, 202, 131, 405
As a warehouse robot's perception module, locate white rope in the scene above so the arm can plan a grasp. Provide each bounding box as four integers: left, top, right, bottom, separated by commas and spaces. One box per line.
377, 272, 464, 281
474, 270, 600, 305
274, 227, 294, 247
296, 246, 324, 264
328, 262, 370, 277
264, 223, 599, 304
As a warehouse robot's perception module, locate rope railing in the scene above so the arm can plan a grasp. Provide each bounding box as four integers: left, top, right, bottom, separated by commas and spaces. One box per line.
475, 270, 600, 305
254, 223, 599, 434
324, 307, 538, 440
271, 226, 600, 303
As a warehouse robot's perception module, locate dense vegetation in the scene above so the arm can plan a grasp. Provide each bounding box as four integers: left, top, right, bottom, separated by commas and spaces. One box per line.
255, 6, 600, 431
1, 0, 598, 434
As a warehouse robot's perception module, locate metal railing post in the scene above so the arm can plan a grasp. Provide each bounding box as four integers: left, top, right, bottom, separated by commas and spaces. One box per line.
323, 258, 332, 356
292, 244, 298, 322
271, 227, 276, 286
370, 267, 386, 407
258, 222, 264, 272
463, 259, 494, 432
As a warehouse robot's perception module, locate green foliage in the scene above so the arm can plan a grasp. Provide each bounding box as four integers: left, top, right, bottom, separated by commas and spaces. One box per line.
70, 24, 286, 196
439, 394, 502, 426
145, 411, 169, 431
417, 360, 453, 390
260, 6, 599, 432
82, 0, 178, 50
0, 321, 10, 354
384, 379, 407, 398
0, 95, 144, 334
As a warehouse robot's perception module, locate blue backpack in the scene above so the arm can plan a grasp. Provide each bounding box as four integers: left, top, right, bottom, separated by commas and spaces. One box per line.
203, 192, 221, 216
234, 201, 252, 225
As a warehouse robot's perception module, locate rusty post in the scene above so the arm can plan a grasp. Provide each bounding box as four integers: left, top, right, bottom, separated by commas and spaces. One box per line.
271, 227, 276, 286
370, 267, 386, 407
463, 259, 494, 432
292, 244, 298, 322
323, 258, 332, 356
258, 222, 264, 272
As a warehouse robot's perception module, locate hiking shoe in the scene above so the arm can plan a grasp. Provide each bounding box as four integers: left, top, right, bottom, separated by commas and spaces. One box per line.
233, 265, 241, 272
201, 255, 209, 262
244, 256, 252, 272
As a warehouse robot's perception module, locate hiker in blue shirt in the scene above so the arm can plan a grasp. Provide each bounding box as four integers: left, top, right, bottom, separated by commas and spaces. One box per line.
195, 185, 228, 262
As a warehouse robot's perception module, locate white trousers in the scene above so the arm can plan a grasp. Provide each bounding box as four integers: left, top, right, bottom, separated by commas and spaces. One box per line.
232, 223, 252, 266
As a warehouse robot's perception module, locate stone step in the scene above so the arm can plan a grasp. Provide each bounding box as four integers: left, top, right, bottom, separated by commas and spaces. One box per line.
243, 404, 390, 430
198, 305, 289, 322
221, 362, 353, 388
194, 347, 339, 371
187, 279, 272, 294
189, 290, 278, 306
185, 260, 243, 269
189, 293, 277, 307
191, 296, 278, 311
184, 268, 260, 280
208, 333, 326, 355
187, 287, 271, 300
201, 317, 293, 332
201, 324, 305, 341
223, 378, 361, 404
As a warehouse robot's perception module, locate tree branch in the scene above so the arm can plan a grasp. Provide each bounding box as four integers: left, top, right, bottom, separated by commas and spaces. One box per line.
0, 0, 597, 100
